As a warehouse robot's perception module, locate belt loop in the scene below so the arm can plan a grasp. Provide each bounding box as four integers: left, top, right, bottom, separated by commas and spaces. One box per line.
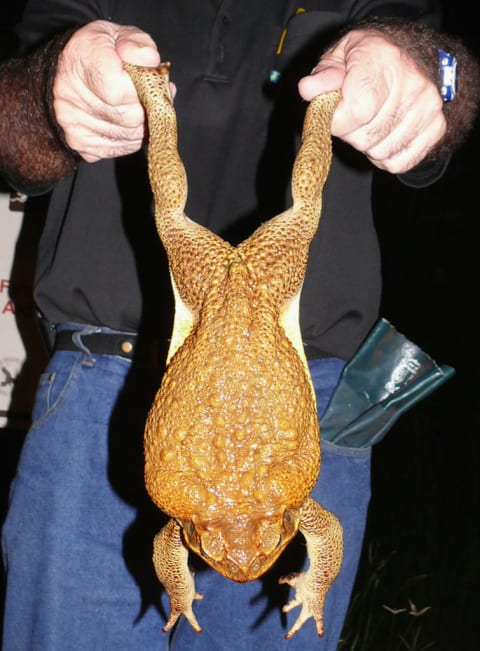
73, 326, 101, 366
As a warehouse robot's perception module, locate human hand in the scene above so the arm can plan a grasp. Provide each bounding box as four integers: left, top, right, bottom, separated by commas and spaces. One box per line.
53, 20, 161, 162
298, 29, 446, 173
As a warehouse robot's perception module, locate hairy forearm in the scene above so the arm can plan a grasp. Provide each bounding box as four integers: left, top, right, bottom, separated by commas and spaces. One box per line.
0, 30, 79, 194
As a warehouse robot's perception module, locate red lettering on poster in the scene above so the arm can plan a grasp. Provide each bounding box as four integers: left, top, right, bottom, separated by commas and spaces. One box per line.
2, 300, 15, 314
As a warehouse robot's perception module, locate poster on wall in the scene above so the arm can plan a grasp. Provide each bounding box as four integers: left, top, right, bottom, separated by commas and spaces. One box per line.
0, 190, 46, 428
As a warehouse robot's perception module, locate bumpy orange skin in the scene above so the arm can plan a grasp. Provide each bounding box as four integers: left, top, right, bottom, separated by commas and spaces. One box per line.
144, 249, 319, 580
145, 259, 319, 520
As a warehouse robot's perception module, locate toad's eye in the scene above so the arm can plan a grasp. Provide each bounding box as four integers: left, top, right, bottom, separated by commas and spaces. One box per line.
282, 509, 298, 536
182, 520, 200, 549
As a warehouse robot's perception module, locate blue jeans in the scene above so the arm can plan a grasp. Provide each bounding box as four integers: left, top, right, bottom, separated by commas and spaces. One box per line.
2, 328, 371, 650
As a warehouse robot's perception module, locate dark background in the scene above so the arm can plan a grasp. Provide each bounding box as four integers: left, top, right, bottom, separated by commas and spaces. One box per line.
343, 4, 480, 648
1, 2, 479, 649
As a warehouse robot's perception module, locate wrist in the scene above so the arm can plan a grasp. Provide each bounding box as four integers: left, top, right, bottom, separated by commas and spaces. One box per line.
44, 29, 83, 162
348, 17, 480, 161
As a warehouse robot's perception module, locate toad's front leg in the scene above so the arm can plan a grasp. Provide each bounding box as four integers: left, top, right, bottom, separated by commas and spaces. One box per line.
153, 518, 204, 633
279, 498, 343, 639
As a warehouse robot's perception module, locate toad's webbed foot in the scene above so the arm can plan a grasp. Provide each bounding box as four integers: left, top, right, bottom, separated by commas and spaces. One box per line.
153, 519, 204, 633
279, 498, 343, 639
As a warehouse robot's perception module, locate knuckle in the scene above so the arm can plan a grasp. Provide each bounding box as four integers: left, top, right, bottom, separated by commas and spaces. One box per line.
348, 92, 378, 127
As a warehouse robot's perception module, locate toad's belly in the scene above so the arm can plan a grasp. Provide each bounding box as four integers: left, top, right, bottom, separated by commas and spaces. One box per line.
144, 293, 320, 521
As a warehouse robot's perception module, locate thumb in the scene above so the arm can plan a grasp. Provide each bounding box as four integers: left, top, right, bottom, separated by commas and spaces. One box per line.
298, 64, 345, 101
115, 26, 161, 67
298, 39, 347, 100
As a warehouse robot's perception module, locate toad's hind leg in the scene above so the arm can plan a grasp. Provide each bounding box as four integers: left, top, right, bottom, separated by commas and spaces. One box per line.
153, 519, 204, 633
279, 498, 343, 639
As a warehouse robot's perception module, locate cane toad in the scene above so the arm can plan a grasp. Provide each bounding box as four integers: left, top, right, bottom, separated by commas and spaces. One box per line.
125, 63, 343, 640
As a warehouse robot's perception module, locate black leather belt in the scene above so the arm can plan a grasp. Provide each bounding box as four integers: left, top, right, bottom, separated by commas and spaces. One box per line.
52, 329, 170, 367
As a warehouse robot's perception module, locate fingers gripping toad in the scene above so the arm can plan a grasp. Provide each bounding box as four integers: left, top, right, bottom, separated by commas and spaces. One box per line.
124, 62, 343, 640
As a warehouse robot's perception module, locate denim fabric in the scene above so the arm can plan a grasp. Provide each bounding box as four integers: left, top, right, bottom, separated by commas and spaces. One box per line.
2, 332, 371, 651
